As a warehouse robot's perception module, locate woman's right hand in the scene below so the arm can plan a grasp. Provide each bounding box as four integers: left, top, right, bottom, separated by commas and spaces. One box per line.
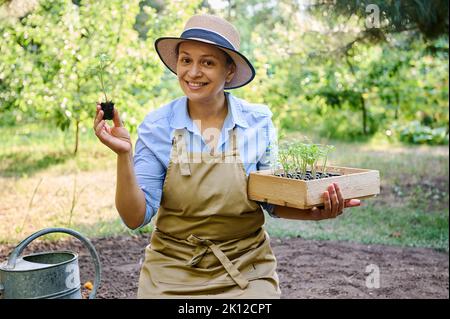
94, 103, 132, 155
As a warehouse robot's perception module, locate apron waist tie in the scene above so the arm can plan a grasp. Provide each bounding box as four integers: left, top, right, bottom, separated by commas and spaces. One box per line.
186, 234, 249, 290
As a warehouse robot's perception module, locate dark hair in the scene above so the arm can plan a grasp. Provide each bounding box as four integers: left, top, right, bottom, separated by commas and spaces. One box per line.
175, 42, 234, 66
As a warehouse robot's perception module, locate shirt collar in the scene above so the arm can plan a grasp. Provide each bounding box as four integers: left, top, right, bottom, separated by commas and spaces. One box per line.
169, 92, 249, 132
226, 92, 249, 129
170, 96, 193, 132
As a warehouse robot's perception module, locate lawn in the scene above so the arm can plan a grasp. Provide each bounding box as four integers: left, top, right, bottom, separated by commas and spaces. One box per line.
0, 123, 448, 251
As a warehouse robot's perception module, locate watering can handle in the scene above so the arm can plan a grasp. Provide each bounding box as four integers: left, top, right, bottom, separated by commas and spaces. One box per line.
6, 228, 101, 299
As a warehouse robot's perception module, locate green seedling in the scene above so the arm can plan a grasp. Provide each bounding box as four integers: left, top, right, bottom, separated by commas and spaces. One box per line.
278, 148, 292, 177
276, 142, 335, 180
95, 53, 114, 120
320, 145, 335, 175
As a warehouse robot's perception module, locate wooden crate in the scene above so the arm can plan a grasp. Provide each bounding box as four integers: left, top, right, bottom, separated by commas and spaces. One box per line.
248, 165, 380, 209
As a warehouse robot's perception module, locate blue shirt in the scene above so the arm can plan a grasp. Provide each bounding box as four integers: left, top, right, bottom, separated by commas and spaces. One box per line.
133, 92, 278, 228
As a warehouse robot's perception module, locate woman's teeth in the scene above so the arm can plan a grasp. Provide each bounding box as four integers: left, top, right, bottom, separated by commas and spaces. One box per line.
187, 81, 208, 87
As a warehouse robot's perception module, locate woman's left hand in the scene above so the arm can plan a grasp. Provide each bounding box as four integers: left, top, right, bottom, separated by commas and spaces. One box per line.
310, 183, 361, 220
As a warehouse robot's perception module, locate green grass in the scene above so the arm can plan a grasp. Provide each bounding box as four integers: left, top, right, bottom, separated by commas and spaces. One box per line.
0, 123, 448, 252
5, 219, 154, 244
0, 122, 129, 177
65, 218, 153, 241
264, 204, 449, 252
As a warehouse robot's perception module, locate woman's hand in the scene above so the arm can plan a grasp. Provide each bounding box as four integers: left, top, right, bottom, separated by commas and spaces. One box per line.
94, 103, 132, 155
310, 183, 361, 220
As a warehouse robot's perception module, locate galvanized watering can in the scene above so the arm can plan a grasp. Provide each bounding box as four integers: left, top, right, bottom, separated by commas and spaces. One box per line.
0, 228, 101, 299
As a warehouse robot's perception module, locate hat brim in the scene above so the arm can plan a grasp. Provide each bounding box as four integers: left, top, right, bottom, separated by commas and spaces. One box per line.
154, 37, 255, 89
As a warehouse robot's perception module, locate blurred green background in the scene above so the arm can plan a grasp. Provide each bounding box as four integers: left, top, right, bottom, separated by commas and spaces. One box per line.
0, 0, 448, 251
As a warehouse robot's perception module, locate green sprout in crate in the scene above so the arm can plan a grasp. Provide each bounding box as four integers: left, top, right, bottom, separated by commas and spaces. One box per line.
276, 142, 337, 180
304, 143, 322, 179
278, 147, 292, 178
95, 53, 114, 120
320, 144, 335, 175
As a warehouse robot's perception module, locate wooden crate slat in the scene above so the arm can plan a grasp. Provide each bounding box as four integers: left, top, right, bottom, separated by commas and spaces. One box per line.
248, 172, 307, 207
305, 170, 380, 207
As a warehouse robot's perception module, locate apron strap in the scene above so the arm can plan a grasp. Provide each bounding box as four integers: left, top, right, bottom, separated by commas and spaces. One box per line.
173, 128, 191, 176
186, 234, 249, 290
229, 129, 238, 155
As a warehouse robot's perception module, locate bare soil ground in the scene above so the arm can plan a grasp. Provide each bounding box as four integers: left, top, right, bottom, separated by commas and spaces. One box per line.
1, 234, 448, 299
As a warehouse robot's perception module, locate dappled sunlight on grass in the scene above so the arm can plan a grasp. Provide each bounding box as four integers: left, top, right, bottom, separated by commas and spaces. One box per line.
0, 151, 73, 178
359, 143, 449, 155
0, 169, 120, 243
0, 123, 117, 178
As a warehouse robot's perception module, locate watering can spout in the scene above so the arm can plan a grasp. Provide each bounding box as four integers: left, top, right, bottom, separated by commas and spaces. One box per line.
0, 228, 101, 299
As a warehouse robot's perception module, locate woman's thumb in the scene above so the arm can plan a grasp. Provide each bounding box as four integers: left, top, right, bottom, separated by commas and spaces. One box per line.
345, 199, 361, 207
113, 108, 123, 127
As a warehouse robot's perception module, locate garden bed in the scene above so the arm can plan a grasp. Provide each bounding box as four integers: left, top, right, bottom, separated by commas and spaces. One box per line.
0, 234, 447, 299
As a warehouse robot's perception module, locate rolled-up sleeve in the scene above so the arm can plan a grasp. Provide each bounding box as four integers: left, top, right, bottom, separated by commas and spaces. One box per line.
133, 136, 165, 229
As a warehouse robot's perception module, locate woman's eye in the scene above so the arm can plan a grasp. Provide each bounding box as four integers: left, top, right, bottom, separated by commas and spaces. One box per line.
203, 60, 213, 66
181, 57, 190, 63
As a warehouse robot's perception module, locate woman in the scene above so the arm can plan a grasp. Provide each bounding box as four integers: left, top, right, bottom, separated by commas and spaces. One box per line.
93, 14, 361, 298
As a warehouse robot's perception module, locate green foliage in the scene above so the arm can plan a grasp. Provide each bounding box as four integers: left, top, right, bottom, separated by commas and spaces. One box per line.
0, 0, 203, 151
278, 142, 335, 178
0, 0, 448, 147
218, 0, 449, 145
397, 121, 449, 145
91, 52, 113, 102
313, 0, 449, 40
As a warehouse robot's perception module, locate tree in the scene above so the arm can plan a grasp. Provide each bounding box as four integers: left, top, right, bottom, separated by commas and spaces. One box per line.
311, 0, 449, 40
0, 0, 202, 154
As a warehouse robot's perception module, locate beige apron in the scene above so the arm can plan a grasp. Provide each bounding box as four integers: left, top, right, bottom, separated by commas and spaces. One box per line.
137, 127, 281, 298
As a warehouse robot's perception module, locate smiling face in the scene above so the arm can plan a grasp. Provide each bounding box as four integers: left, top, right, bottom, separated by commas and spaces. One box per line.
176, 41, 236, 104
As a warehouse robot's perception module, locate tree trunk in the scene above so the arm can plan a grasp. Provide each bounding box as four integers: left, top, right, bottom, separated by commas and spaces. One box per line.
74, 119, 79, 155
360, 94, 368, 135
345, 55, 368, 135
394, 90, 399, 120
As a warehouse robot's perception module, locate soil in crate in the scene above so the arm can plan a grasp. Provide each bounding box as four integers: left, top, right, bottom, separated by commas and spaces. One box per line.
274, 170, 341, 181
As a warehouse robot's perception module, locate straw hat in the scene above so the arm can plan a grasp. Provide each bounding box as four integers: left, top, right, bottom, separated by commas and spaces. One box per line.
154, 14, 255, 89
